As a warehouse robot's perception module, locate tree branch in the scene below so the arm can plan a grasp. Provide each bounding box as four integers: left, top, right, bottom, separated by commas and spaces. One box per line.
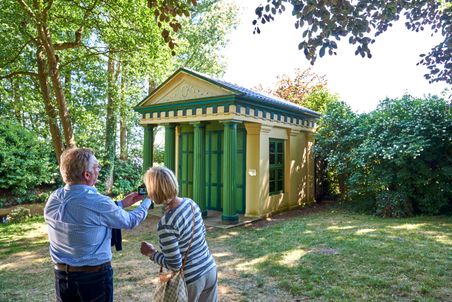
42, 0, 54, 22
0, 71, 38, 80
16, 0, 37, 20
54, 28, 83, 50
53, 0, 100, 50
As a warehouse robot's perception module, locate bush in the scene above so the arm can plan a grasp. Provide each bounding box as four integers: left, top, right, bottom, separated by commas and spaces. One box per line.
375, 191, 413, 218
316, 95, 451, 216
0, 120, 56, 196
6, 206, 31, 223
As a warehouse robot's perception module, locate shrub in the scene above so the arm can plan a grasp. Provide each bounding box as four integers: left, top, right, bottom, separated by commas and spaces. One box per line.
316, 95, 451, 216
6, 206, 31, 223
375, 191, 413, 218
0, 120, 56, 195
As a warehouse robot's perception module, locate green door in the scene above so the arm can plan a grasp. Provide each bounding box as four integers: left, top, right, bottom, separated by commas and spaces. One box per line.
206, 131, 223, 210
206, 127, 246, 213
178, 129, 194, 198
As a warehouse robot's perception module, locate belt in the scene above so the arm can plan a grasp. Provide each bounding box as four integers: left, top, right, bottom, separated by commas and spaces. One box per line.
54, 261, 111, 273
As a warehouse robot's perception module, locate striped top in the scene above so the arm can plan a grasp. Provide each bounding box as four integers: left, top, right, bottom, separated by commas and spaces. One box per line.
152, 198, 216, 284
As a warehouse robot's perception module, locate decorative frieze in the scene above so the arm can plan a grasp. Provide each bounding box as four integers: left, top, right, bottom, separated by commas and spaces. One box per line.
140, 104, 317, 128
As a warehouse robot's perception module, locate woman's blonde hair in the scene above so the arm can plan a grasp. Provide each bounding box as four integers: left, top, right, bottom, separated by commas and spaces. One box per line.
143, 166, 178, 204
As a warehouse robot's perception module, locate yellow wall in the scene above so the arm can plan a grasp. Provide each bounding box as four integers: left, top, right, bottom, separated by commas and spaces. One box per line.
244, 122, 316, 217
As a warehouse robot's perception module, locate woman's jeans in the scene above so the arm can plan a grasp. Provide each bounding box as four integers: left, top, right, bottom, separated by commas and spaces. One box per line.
54, 265, 113, 302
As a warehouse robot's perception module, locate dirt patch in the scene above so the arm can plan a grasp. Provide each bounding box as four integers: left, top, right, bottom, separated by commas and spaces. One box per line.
245, 200, 336, 229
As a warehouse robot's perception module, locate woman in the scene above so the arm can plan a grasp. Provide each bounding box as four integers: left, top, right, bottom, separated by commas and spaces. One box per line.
140, 166, 218, 302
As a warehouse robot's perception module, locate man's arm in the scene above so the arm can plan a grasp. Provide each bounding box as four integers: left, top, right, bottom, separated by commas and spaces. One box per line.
91, 194, 152, 229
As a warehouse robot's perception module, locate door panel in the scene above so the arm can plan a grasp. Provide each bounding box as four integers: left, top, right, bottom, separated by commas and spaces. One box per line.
206, 131, 223, 210
179, 131, 194, 198
206, 127, 246, 214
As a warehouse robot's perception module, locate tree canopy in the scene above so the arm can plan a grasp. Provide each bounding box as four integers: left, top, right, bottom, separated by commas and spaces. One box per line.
258, 67, 338, 113
253, 0, 451, 84
0, 0, 238, 198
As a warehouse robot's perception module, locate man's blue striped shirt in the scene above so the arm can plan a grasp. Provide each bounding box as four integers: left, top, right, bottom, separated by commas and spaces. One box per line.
44, 184, 151, 266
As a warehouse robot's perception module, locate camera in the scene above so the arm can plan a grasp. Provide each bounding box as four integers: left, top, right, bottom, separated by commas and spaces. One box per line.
137, 185, 147, 196
137, 185, 153, 209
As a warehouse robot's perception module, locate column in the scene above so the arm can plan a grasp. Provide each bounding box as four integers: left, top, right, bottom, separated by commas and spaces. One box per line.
222, 121, 239, 223
143, 124, 154, 172
192, 122, 207, 217
164, 123, 176, 172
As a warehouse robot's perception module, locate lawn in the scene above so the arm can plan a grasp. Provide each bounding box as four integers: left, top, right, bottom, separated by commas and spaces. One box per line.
0, 203, 450, 302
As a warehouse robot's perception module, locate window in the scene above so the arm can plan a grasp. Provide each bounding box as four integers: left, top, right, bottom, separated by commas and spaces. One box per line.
269, 139, 284, 194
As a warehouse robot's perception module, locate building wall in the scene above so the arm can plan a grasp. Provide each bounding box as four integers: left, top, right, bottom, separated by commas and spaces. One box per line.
244, 123, 316, 217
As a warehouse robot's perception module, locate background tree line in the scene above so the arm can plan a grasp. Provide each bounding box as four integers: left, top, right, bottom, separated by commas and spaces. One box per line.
0, 0, 238, 206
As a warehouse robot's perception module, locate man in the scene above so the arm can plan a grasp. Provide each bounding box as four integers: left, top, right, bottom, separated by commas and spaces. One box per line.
44, 148, 151, 302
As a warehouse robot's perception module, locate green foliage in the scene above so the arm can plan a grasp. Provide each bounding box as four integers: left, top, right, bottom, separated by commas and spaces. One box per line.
6, 206, 31, 224
0, 120, 56, 195
174, 0, 239, 76
316, 95, 451, 216
263, 67, 339, 114
304, 87, 339, 114
96, 158, 143, 197
253, 0, 451, 84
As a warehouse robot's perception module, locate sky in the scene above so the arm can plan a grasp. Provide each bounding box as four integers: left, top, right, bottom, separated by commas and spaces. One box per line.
222, 0, 449, 113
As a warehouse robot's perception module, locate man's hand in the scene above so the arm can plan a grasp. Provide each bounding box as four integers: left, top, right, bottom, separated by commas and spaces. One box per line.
121, 192, 144, 208
141, 241, 156, 257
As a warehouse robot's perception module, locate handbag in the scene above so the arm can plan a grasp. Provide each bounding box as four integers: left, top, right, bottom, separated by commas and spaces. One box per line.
153, 202, 195, 302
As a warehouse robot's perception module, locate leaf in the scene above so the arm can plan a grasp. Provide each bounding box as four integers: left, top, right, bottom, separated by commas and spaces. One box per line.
320, 46, 326, 57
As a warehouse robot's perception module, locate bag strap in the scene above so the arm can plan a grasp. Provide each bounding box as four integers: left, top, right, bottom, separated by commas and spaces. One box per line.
181, 201, 196, 271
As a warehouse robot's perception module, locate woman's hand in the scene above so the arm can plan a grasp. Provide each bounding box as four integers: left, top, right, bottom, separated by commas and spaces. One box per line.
122, 192, 145, 208
141, 241, 156, 257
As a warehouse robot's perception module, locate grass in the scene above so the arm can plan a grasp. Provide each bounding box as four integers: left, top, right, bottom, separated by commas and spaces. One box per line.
218, 208, 452, 301
0, 204, 451, 301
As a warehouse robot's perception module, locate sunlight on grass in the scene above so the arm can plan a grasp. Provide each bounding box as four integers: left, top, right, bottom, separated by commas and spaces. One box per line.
217, 231, 239, 240
355, 228, 377, 235
212, 252, 232, 258
278, 248, 308, 267
433, 235, 451, 245
389, 223, 426, 230
236, 255, 270, 273
19, 224, 47, 239
0, 250, 48, 271
327, 225, 356, 230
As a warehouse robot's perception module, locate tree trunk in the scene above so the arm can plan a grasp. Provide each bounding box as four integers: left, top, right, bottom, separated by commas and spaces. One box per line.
64, 68, 72, 107
11, 78, 23, 126
104, 53, 119, 194
36, 47, 64, 162
148, 78, 157, 94
36, 23, 76, 149
338, 173, 348, 200
119, 66, 128, 160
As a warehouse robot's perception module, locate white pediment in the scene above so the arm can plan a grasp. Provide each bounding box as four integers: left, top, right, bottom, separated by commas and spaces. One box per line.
140, 72, 235, 107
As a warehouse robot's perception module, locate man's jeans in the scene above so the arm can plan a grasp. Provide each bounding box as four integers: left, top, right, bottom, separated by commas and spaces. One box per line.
54, 266, 113, 302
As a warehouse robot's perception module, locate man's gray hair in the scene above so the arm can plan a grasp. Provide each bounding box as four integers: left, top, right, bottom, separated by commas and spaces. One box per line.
60, 148, 96, 184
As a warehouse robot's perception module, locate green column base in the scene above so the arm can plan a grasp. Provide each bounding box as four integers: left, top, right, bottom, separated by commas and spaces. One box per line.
201, 210, 208, 218
221, 214, 239, 223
